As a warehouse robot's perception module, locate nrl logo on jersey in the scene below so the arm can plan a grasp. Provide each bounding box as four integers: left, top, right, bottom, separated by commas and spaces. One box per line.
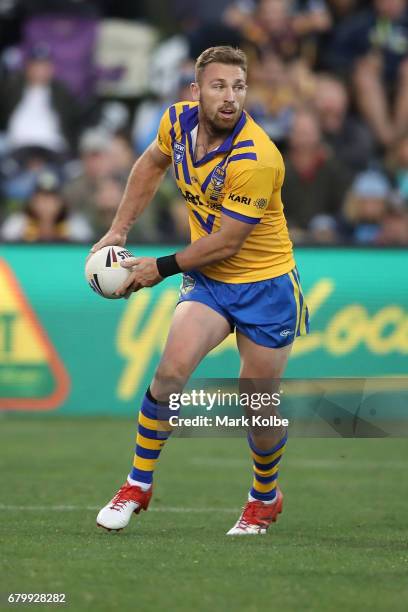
210, 165, 226, 189
174, 141, 185, 164
208, 165, 226, 205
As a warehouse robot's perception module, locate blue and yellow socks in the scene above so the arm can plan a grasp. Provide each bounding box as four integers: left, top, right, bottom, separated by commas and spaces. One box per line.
128, 389, 174, 491
247, 432, 288, 504
129, 391, 287, 503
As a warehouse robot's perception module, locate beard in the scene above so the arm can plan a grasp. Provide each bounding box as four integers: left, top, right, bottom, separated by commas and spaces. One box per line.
199, 99, 241, 136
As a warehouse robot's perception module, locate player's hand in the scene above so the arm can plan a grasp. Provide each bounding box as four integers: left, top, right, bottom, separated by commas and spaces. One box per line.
89, 228, 127, 258
114, 257, 163, 297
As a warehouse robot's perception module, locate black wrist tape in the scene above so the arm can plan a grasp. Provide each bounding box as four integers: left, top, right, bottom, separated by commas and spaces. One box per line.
156, 254, 182, 278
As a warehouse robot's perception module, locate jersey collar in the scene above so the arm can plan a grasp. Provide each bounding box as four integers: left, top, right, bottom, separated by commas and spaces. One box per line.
179, 105, 247, 167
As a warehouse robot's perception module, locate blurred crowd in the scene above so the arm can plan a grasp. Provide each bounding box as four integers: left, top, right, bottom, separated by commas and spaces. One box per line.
0, 0, 407, 245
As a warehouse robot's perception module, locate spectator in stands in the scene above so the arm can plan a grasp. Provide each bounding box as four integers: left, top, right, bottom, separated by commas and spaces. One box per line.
187, 22, 244, 60
308, 213, 340, 243
62, 128, 113, 218
249, 0, 302, 60
282, 108, 351, 240
151, 175, 191, 244
89, 172, 188, 244
0, 150, 56, 215
316, 0, 365, 70
313, 73, 376, 172
377, 208, 408, 244
132, 95, 171, 156
245, 52, 300, 145
235, 0, 331, 62
0, 43, 81, 159
325, 0, 366, 22
387, 131, 408, 202
20, 7, 105, 105
0, 1, 405, 247
89, 173, 128, 240
0, 170, 92, 242
342, 169, 391, 243
132, 71, 194, 155
331, 0, 408, 146
291, 0, 332, 41
108, 132, 136, 182
172, 0, 235, 25
165, 196, 190, 243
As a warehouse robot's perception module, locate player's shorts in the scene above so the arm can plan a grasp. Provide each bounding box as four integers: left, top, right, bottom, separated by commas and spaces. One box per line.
177, 268, 309, 349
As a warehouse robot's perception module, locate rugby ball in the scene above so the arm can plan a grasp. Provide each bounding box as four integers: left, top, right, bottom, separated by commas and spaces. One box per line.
85, 245, 134, 299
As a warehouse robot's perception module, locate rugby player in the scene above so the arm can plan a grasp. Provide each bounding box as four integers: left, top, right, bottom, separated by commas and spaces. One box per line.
93, 46, 309, 535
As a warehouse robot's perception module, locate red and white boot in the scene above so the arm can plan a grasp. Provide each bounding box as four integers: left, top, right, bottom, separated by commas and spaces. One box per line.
97, 482, 152, 532
227, 489, 283, 535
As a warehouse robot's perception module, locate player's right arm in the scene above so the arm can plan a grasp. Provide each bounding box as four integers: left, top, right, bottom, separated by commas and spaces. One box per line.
90, 141, 171, 253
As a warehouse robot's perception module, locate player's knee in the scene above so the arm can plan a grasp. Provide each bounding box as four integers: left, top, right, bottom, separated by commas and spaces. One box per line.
153, 360, 191, 392
240, 365, 284, 379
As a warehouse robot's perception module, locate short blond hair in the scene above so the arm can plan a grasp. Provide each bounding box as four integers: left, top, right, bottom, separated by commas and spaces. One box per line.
195, 46, 247, 82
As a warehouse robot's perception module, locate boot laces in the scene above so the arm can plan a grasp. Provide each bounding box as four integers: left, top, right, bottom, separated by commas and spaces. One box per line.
238, 501, 274, 529
110, 485, 140, 511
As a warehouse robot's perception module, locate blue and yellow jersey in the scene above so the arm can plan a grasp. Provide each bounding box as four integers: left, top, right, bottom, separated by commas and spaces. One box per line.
157, 101, 295, 283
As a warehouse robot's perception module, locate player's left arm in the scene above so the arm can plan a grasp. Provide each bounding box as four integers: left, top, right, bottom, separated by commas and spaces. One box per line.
116, 165, 275, 295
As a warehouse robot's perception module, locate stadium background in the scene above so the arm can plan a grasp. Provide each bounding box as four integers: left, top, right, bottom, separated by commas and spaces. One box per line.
1, 2, 407, 611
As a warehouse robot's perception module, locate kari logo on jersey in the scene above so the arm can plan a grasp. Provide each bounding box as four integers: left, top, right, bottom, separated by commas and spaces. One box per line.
228, 193, 252, 205
174, 141, 185, 164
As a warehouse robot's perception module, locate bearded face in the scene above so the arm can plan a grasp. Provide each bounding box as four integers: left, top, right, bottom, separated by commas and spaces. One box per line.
192, 63, 247, 136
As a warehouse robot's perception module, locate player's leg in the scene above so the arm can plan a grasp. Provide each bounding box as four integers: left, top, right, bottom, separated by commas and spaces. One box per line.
226, 336, 291, 535
97, 301, 231, 531
227, 268, 308, 534
238, 334, 291, 503
237, 333, 292, 450
128, 301, 231, 489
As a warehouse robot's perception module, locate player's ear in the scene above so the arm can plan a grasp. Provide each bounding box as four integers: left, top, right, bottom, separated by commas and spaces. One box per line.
191, 82, 200, 101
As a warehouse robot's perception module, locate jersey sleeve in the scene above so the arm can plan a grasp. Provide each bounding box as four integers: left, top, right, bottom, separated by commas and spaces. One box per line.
221, 165, 276, 224
156, 108, 172, 157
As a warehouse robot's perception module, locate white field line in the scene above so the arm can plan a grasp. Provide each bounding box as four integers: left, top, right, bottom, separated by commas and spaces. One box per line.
0, 505, 237, 513
1, 459, 404, 512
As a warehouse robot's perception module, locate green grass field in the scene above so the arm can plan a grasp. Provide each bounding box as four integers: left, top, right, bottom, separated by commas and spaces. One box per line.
1, 417, 407, 611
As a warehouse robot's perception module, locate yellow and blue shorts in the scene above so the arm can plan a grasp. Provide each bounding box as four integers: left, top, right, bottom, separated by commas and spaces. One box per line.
177, 268, 309, 349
